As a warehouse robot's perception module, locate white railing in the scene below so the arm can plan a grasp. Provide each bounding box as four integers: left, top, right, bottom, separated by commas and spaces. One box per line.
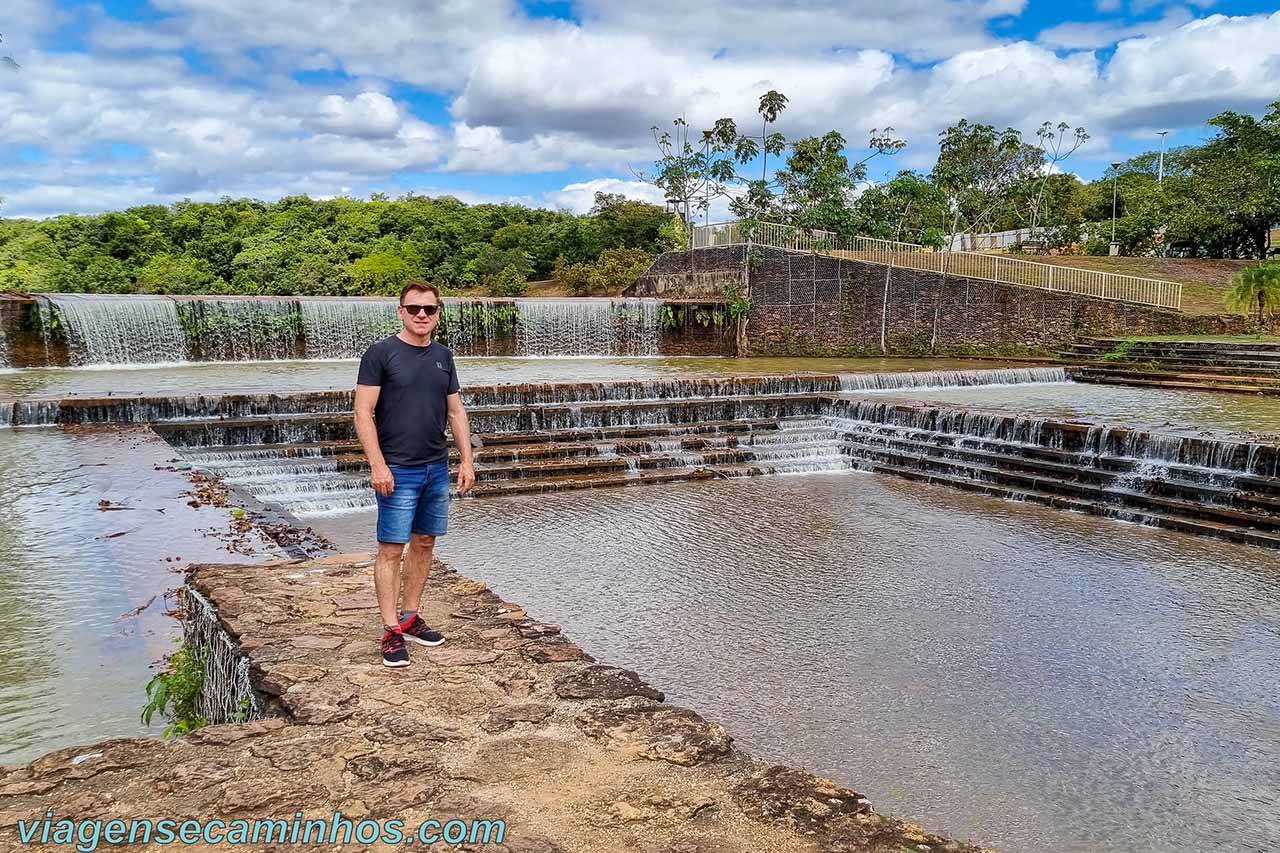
690, 221, 1183, 310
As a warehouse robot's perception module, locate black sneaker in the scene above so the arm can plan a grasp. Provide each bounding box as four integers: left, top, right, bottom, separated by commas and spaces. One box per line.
381, 629, 409, 667
399, 614, 445, 647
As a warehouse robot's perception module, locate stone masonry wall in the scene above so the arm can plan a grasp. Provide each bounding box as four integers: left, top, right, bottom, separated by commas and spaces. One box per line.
641, 246, 1264, 357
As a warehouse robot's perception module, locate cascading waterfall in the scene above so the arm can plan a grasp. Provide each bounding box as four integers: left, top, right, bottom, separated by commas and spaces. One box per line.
181, 298, 302, 361
299, 299, 398, 359
442, 298, 514, 357
838, 367, 1068, 392
23, 294, 670, 366
42, 294, 189, 365
515, 298, 660, 357
827, 397, 1280, 479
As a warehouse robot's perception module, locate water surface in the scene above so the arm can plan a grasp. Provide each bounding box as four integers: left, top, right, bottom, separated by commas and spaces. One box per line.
857, 381, 1280, 439
315, 474, 1280, 853
0, 428, 285, 763
0, 357, 1029, 400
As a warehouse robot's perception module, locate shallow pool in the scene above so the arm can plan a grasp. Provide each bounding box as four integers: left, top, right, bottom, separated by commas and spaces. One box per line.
316, 473, 1280, 853
0, 357, 1031, 399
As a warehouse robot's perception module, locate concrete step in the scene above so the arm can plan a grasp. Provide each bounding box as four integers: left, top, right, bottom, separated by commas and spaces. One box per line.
154, 395, 831, 447
841, 441, 1280, 537
852, 457, 1280, 550
1068, 370, 1280, 396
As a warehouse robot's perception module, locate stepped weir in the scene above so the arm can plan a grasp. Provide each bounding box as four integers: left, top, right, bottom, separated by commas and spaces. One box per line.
5, 367, 1277, 547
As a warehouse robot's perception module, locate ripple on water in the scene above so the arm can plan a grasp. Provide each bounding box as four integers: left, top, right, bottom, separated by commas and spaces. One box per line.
313, 472, 1280, 853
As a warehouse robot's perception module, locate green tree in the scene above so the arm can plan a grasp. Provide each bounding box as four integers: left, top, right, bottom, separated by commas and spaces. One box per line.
489, 264, 528, 297
349, 251, 411, 295
137, 253, 219, 293
555, 248, 653, 296
590, 192, 669, 252
854, 172, 949, 246
932, 119, 1040, 244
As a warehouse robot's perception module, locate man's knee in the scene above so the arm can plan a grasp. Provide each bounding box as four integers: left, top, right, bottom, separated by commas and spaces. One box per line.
408, 533, 436, 552
377, 541, 405, 560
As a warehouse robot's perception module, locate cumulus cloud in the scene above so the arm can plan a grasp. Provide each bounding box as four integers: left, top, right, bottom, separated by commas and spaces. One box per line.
311, 92, 403, 138
2, 1, 1279, 217
543, 178, 667, 214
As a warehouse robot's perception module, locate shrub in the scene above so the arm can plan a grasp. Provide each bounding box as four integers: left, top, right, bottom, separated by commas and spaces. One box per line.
488, 264, 528, 297
140, 642, 209, 739
554, 248, 653, 296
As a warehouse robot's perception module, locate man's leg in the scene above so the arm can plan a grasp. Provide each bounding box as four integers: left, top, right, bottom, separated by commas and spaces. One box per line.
374, 540, 406, 630
401, 533, 435, 616
398, 461, 449, 647
373, 464, 424, 667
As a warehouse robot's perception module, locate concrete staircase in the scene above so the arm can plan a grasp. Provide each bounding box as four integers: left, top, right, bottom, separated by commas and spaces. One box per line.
1061, 338, 1280, 394
828, 398, 1280, 548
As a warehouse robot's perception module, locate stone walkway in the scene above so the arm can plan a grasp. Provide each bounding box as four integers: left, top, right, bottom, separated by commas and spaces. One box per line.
0, 554, 986, 852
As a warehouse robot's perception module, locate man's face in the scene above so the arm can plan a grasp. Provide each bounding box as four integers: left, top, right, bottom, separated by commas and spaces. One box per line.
400, 290, 441, 337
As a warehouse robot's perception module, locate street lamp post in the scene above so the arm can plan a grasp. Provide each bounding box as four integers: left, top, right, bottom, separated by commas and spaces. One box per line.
1110, 162, 1122, 256
1157, 131, 1169, 184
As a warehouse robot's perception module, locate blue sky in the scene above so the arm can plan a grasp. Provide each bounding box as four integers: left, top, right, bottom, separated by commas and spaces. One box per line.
1, 0, 1278, 218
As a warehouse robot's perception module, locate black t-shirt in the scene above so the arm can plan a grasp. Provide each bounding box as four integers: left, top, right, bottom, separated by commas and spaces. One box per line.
356, 336, 461, 466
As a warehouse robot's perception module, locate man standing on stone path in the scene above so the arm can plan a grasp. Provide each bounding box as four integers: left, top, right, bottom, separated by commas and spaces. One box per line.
355, 280, 476, 668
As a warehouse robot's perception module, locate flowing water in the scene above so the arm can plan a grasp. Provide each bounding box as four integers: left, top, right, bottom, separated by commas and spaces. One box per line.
0, 428, 287, 763
314, 475, 1280, 853
0, 357, 1034, 399
856, 380, 1280, 439
25, 294, 668, 366
43, 294, 190, 366
513, 298, 660, 357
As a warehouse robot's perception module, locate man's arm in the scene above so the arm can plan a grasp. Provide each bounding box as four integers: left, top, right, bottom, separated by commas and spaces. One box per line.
446, 391, 475, 495
355, 383, 395, 497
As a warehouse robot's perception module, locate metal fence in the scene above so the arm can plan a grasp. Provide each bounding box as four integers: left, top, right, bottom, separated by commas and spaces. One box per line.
690, 221, 1182, 310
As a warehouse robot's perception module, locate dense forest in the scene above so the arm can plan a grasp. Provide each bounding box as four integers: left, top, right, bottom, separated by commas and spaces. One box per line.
2, 97, 1275, 299
0, 192, 673, 296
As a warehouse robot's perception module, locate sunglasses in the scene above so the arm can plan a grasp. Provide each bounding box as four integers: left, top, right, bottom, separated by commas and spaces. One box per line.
401, 303, 440, 317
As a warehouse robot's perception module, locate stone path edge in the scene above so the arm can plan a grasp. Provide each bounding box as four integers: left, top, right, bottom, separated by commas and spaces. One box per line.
0, 553, 989, 853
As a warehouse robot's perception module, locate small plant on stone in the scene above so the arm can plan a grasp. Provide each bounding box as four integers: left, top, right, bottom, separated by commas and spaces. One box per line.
1099, 339, 1137, 362
658, 305, 681, 330
141, 642, 210, 740
226, 696, 254, 724
723, 285, 752, 356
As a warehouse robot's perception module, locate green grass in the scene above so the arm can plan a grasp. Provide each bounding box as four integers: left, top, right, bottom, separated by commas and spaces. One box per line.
1036, 255, 1258, 315
1090, 333, 1280, 343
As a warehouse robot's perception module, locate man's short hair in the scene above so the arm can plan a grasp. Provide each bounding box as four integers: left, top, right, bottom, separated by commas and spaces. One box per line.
399, 280, 441, 304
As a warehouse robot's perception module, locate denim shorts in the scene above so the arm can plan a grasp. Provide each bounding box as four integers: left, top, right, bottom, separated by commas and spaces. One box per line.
376, 461, 450, 543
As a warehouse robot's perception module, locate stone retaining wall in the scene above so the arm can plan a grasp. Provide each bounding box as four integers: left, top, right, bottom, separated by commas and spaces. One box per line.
630, 247, 1276, 357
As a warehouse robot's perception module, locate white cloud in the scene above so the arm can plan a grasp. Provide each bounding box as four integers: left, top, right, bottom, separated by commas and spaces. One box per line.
1038, 7, 1193, 49
311, 93, 402, 138
2, 2, 1280, 217
543, 178, 666, 214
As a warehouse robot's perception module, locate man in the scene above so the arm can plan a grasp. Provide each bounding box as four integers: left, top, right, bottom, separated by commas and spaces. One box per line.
355, 281, 476, 667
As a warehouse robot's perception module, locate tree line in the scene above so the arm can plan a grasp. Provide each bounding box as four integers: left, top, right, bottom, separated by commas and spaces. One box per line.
643, 93, 1280, 259
0, 192, 674, 296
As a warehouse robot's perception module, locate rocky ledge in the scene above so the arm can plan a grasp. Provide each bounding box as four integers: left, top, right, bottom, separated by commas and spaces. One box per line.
0, 554, 987, 852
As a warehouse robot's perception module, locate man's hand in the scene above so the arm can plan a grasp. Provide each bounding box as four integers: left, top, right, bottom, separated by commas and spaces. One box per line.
371, 463, 395, 497
456, 460, 476, 495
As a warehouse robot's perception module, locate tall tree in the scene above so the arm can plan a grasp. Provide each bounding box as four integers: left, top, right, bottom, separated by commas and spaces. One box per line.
931, 120, 1040, 245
